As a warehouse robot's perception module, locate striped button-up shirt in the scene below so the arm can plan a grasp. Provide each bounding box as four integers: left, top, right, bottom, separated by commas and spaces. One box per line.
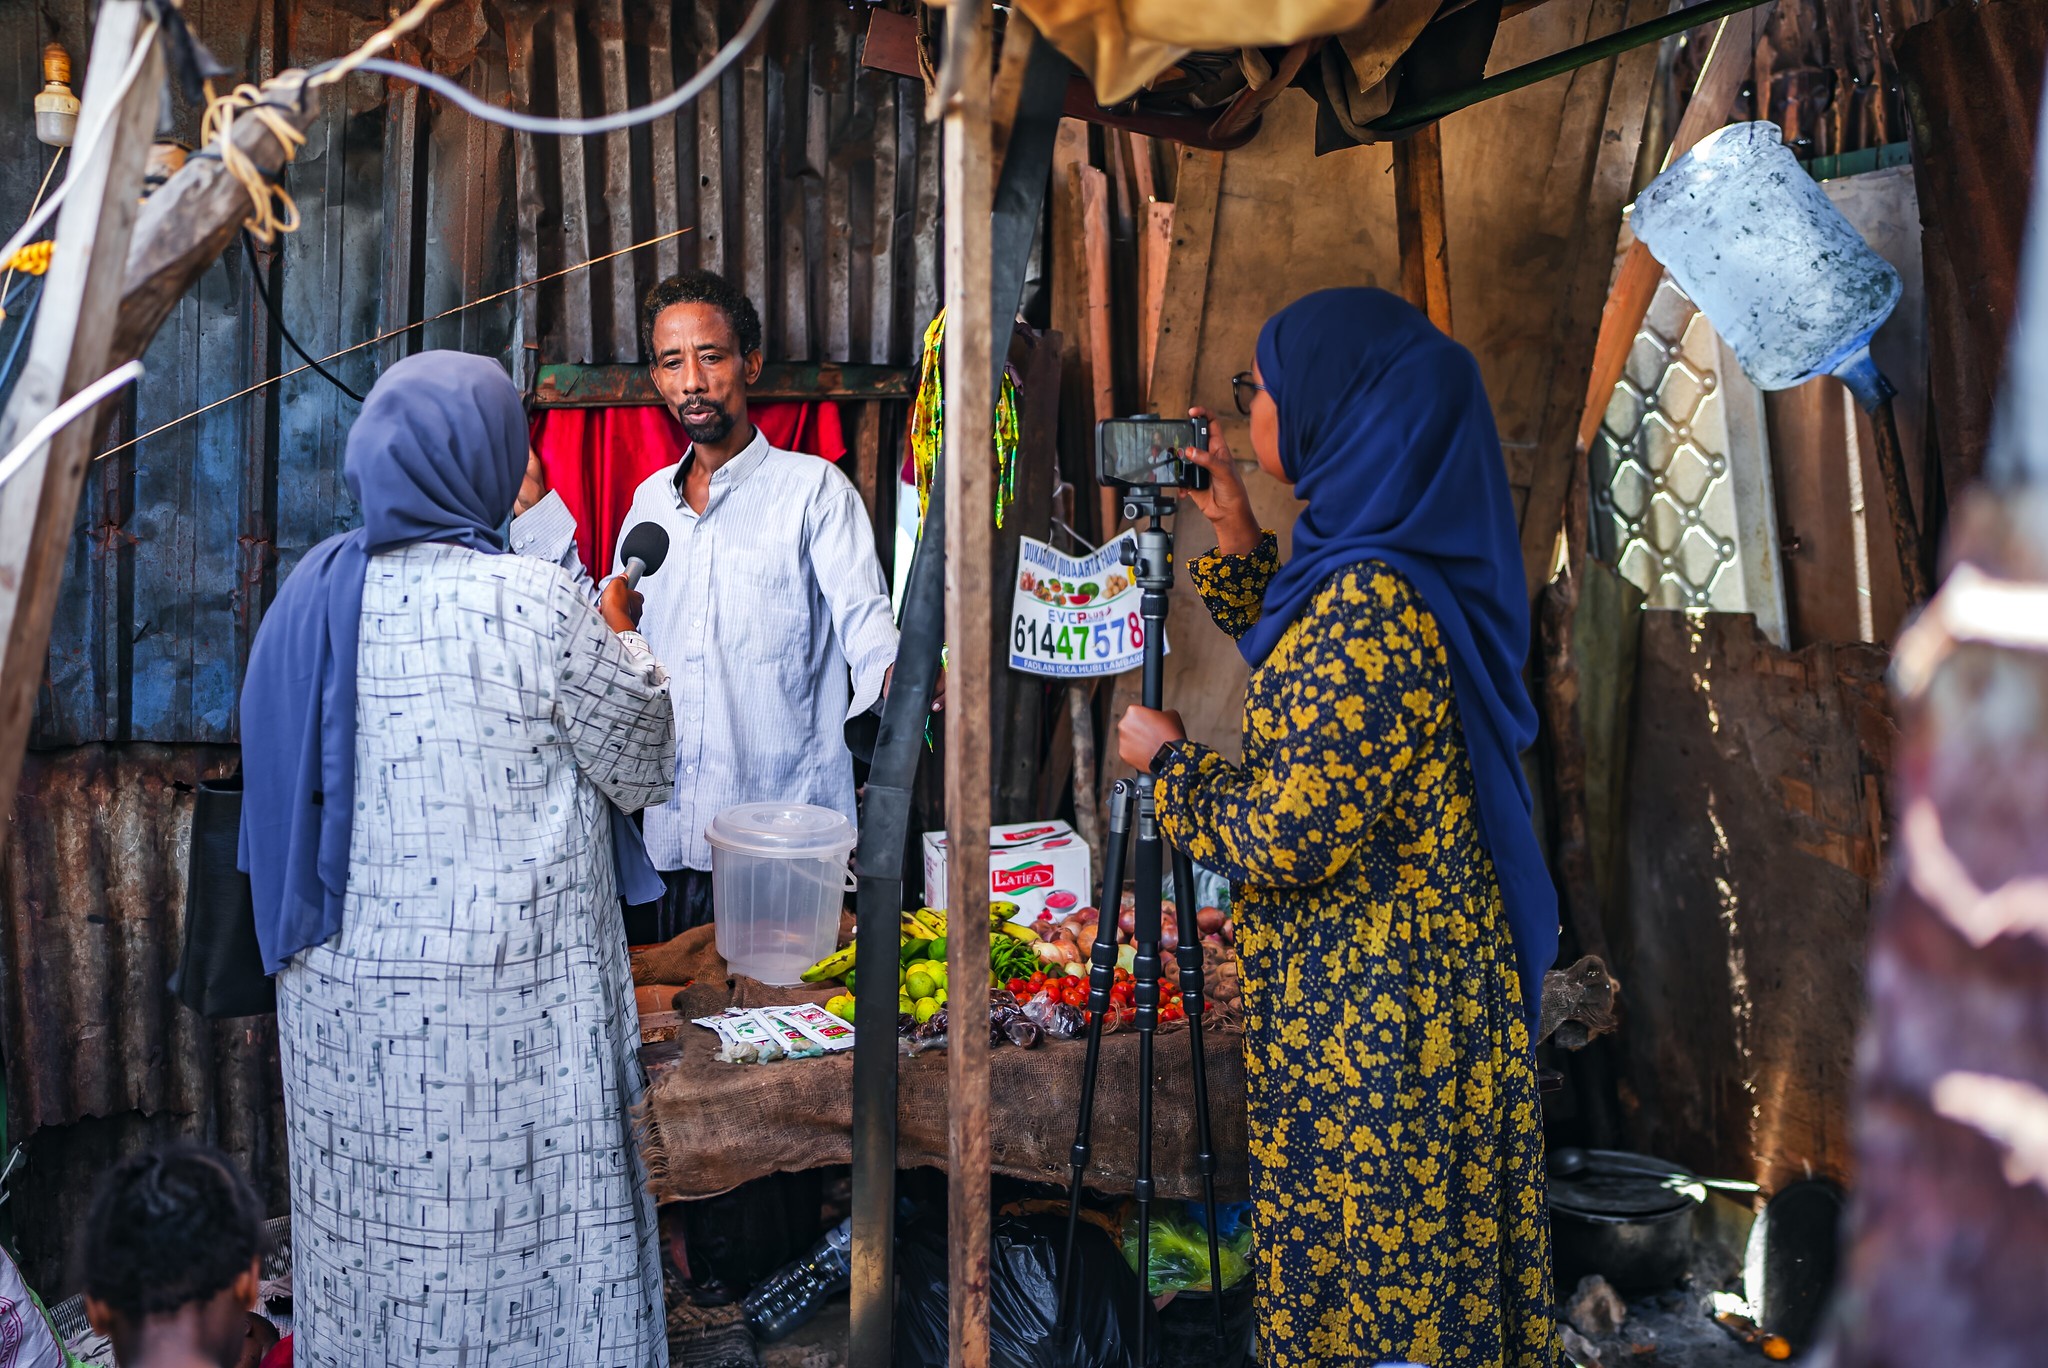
542, 430, 896, 871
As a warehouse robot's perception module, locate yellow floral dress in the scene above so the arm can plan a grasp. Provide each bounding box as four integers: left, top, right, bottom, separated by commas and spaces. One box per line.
1154, 532, 1555, 1368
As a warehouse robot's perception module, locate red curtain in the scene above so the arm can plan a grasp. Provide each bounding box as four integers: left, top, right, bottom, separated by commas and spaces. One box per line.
528, 402, 846, 573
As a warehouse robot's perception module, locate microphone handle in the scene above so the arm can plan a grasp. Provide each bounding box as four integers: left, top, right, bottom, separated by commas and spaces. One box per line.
623, 557, 647, 592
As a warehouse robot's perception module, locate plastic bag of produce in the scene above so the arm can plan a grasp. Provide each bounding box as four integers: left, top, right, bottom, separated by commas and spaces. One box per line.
895, 1213, 1144, 1368
1121, 1200, 1253, 1295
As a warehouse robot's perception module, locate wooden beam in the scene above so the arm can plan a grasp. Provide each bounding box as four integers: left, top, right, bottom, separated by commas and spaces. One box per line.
939, 2, 995, 1364
1146, 147, 1225, 417
1514, 0, 1671, 600
1573, 8, 1770, 456
1139, 200, 1174, 395
530, 361, 916, 406
0, 3, 163, 822
1393, 124, 1455, 335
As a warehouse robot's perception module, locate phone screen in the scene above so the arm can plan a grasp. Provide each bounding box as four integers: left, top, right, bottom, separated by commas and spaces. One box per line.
1097, 419, 1199, 484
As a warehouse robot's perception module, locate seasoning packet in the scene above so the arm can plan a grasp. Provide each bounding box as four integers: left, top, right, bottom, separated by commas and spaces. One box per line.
695, 1011, 785, 1064
749, 1008, 825, 1059
769, 1003, 856, 1052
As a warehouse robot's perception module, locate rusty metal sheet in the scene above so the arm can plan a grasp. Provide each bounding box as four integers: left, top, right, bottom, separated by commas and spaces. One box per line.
0, 745, 287, 1287
1896, 0, 2047, 497
1612, 611, 1897, 1192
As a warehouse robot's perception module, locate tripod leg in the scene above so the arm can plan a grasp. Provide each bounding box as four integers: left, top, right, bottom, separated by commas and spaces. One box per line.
1056, 780, 1134, 1342
1172, 845, 1228, 1347
1130, 788, 1167, 1368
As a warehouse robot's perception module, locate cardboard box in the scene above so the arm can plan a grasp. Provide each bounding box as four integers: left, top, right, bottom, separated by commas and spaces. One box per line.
923, 821, 1093, 923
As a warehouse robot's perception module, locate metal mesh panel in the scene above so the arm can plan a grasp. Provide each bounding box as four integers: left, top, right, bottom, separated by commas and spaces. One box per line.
1590, 276, 1747, 610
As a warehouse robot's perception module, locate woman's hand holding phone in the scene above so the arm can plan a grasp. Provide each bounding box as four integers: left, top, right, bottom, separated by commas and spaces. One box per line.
1179, 407, 1261, 556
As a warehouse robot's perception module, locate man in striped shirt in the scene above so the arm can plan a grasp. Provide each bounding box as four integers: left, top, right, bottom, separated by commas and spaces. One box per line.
518, 271, 919, 942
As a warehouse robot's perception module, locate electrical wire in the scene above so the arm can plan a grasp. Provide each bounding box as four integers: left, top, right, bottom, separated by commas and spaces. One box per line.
0, 279, 44, 401
0, 360, 143, 491
342, 0, 780, 137
0, 21, 161, 277
240, 229, 364, 402
95, 224, 692, 461
200, 0, 449, 244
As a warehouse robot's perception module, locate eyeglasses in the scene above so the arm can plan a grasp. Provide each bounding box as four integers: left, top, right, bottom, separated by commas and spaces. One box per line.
1230, 371, 1267, 417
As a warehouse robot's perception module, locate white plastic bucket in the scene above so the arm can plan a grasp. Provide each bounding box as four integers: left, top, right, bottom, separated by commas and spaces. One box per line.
708, 802, 857, 985
1629, 121, 1901, 391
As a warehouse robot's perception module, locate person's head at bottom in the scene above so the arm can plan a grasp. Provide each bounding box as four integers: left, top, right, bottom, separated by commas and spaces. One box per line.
80, 1143, 267, 1368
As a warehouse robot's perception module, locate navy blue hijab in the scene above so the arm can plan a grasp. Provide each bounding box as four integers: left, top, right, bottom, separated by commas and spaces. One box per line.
239, 351, 660, 972
1241, 288, 1555, 1027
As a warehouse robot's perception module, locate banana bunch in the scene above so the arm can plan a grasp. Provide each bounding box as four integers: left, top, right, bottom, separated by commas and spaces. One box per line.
796, 905, 1044, 986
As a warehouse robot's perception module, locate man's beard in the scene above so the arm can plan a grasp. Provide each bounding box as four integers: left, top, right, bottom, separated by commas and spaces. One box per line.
676, 397, 736, 445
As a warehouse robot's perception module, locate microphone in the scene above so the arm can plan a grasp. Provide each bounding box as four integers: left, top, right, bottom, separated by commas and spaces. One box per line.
618, 522, 670, 591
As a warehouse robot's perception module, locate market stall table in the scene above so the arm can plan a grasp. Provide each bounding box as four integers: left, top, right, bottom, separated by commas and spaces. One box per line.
631, 926, 1249, 1204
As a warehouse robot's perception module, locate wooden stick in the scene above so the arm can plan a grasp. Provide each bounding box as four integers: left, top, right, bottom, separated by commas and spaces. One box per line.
1392, 123, 1454, 336
940, 2, 995, 1363
1074, 166, 1119, 541
1573, 8, 1769, 456
1147, 147, 1224, 417
0, 3, 163, 822
1139, 200, 1174, 396
1867, 394, 1932, 603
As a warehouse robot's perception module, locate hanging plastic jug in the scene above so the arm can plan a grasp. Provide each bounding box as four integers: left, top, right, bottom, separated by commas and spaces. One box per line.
1628, 121, 1902, 407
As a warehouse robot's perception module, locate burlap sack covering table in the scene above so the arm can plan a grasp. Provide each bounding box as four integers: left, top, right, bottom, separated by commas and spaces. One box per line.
631, 926, 1249, 1203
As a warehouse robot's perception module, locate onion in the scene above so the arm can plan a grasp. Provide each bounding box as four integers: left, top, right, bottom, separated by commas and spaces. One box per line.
1160, 923, 1179, 952
1196, 906, 1226, 936
1076, 926, 1097, 957
1219, 917, 1234, 944
1119, 910, 1136, 936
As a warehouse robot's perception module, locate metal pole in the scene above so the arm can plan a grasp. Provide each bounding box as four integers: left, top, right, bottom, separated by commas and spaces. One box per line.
1369, 0, 1778, 133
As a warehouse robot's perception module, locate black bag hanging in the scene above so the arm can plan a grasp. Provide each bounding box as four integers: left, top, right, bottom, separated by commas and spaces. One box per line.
169, 772, 276, 1018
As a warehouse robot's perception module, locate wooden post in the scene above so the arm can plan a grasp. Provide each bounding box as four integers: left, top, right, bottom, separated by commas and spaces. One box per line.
1828, 74, 2048, 1368
940, 2, 995, 1364
1146, 147, 1224, 417
1392, 123, 1454, 336
0, 2, 162, 821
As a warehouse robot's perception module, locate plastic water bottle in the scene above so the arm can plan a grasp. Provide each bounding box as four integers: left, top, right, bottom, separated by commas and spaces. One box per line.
742, 1217, 853, 1342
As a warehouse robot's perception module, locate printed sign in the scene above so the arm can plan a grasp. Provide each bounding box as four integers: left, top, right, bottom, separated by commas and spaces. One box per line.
1008, 532, 1164, 678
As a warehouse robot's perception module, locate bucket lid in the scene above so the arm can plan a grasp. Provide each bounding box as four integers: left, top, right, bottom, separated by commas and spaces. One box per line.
707, 802, 856, 857
1547, 1150, 1703, 1221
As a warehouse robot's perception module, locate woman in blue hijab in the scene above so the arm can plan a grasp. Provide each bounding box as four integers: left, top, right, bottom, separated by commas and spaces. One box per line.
1118, 289, 1556, 1367
240, 352, 676, 1367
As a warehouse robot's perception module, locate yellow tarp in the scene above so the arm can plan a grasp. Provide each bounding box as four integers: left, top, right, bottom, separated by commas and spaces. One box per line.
1008, 0, 1389, 104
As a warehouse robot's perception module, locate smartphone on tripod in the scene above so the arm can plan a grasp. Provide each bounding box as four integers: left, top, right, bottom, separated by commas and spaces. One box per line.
1094, 415, 1213, 490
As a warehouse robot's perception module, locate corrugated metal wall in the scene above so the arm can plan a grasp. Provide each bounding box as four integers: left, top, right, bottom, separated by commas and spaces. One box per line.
0, 0, 935, 1290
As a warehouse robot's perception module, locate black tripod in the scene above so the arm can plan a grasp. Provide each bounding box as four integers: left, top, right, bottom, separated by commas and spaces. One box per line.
1056, 489, 1226, 1360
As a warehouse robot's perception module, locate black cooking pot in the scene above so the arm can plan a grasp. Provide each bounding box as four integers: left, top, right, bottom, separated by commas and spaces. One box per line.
1548, 1149, 1706, 1296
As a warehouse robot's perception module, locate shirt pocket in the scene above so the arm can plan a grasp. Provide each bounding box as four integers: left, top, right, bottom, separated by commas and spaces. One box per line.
723, 563, 812, 654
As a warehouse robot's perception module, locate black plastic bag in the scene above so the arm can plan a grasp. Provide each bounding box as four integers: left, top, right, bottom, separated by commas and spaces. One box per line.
896, 1213, 1145, 1368
170, 774, 275, 1019
1155, 1282, 1255, 1368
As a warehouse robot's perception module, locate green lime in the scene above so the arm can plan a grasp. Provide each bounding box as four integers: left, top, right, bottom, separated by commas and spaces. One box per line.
905, 971, 935, 1001
930, 934, 948, 961
914, 996, 941, 1024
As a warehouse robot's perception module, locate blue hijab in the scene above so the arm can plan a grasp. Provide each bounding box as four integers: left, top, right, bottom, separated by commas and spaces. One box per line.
238, 351, 661, 973
1240, 288, 1555, 1027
